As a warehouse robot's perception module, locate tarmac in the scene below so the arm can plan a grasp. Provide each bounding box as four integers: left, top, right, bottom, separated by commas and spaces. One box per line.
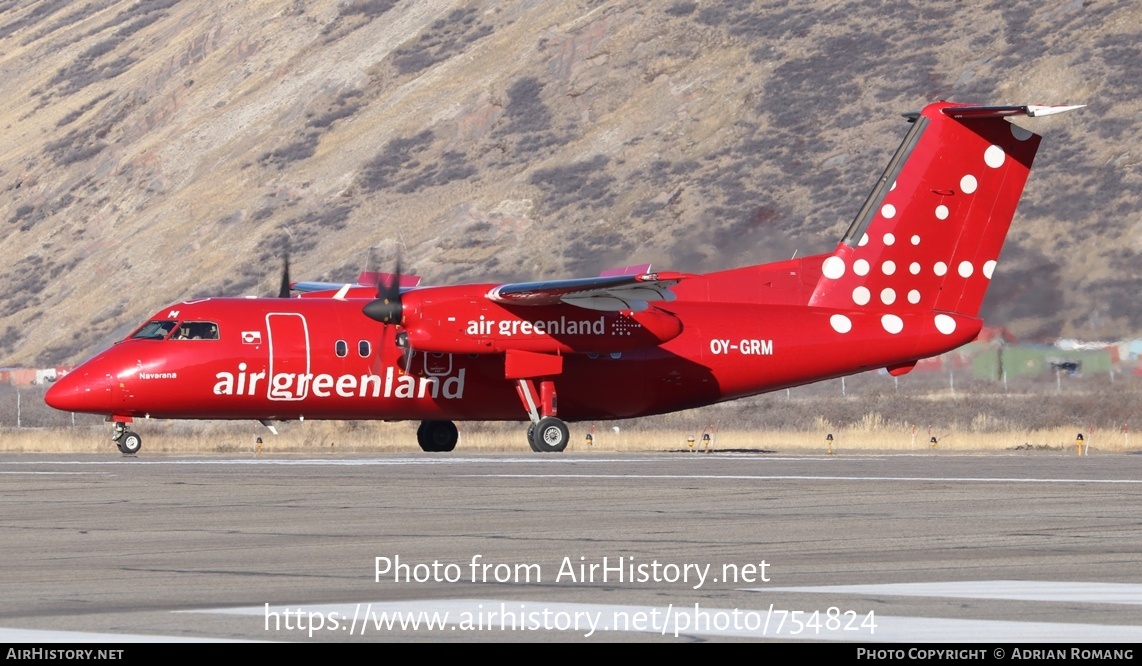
2, 450, 1141, 642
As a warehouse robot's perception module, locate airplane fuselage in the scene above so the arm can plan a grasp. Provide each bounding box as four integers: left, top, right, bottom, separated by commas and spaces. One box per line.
48, 265, 980, 424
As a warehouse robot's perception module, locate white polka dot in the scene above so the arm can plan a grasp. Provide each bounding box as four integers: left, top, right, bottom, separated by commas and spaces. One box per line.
890, 180, 897, 191
881, 204, 896, 219
936, 205, 949, 220
859, 233, 869, 247
907, 289, 921, 304
984, 145, 1005, 168
853, 286, 871, 306
822, 256, 845, 279
882, 260, 896, 276
881, 288, 896, 305
958, 261, 974, 278
983, 260, 997, 279
910, 235, 920, 246
881, 314, 904, 335
1011, 124, 1033, 141
961, 175, 977, 194
909, 262, 920, 275
854, 259, 870, 276
830, 314, 852, 334
935, 314, 957, 335
883, 233, 895, 246
934, 262, 947, 276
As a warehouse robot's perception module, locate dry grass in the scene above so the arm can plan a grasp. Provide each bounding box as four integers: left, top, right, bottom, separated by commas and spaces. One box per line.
6, 378, 1139, 455
1, 421, 1130, 455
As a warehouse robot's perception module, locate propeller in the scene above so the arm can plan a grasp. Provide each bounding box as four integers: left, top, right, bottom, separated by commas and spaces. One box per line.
277, 248, 291, 298
362, 255, 403, 324
363, 253, 416, 373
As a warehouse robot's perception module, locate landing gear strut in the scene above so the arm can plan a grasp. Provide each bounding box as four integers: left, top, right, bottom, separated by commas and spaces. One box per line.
112, 421, 141, 455
417, 420, 458, 452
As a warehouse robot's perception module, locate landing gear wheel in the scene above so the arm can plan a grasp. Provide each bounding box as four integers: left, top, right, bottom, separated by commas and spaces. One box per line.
529, 417, 568, 453
417, 420, 458, 452
117, 431, 142, 455
527, 423, 539, 452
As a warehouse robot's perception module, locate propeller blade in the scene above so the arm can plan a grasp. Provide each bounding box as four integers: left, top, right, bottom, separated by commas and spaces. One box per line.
399, 333, 415, 373
362, 251, 404, 324
364, 250, 409, 375
277, 250, 291, 298
370, 322, 393, 375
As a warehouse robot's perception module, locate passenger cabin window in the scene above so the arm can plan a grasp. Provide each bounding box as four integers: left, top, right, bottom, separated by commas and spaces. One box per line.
335, 340, 348, 358
131, 320, 178, 340
172, 321, 219, 340
358, 341, 370, 357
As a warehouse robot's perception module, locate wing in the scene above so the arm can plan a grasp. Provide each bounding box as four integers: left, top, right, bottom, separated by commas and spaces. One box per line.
292, 272, 423, 299
485, 273, 684, 312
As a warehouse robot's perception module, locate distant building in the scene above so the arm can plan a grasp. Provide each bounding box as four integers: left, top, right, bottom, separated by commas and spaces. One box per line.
0, 367, 72, 386
910, 325, 1016, 374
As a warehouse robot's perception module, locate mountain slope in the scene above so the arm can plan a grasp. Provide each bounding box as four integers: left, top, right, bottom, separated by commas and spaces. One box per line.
0, 0, 1137, 366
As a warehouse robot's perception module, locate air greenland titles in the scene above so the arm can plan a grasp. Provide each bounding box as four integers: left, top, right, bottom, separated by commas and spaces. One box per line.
466, 315, 606, 337
213, 362, 466, 401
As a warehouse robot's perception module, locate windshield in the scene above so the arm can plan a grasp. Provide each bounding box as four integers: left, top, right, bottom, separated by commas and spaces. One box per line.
131, 320, 179, 340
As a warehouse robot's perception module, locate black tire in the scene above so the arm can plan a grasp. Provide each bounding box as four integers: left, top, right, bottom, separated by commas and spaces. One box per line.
118, 431, 142, 455
527, 423, 539, 452
417, 420, 458, 452
530, 417, 568, 453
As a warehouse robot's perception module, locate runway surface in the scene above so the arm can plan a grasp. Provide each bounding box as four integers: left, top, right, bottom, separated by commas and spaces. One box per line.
2, 451, 1141, 642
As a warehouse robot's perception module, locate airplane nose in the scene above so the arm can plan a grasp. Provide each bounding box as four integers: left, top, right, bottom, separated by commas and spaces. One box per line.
44, 371, 112, 414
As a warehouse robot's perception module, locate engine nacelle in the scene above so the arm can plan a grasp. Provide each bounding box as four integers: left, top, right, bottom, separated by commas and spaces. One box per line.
399, 291, 683, 354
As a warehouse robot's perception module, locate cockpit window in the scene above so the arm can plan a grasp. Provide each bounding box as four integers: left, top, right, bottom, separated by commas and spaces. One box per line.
172, 321, 220, 340
131, 320, 178, 340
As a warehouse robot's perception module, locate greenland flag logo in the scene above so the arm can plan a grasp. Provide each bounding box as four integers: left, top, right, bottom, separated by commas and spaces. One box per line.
241, 331, 262, 345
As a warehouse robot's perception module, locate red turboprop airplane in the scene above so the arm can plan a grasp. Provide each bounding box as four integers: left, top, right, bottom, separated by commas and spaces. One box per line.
46, 101, 1082, 454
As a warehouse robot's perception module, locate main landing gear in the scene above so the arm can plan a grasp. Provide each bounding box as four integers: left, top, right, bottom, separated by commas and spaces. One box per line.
516, 378, 568, 453
111, 420, 142, 455
417, 420, 458, 452
528, 416, 569, 453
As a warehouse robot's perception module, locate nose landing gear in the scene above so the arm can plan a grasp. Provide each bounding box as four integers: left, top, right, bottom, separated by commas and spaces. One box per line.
111, 420, 141, 455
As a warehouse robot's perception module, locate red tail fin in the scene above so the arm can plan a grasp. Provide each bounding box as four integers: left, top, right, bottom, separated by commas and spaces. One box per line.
809, 102, 1081, 318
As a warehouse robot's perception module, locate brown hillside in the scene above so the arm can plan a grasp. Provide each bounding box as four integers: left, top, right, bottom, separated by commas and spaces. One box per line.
0, 0, 1137, 366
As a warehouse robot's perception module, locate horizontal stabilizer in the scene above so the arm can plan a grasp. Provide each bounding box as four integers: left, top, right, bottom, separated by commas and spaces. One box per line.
357, 271, 422, 288
939, 104, 1085, 119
